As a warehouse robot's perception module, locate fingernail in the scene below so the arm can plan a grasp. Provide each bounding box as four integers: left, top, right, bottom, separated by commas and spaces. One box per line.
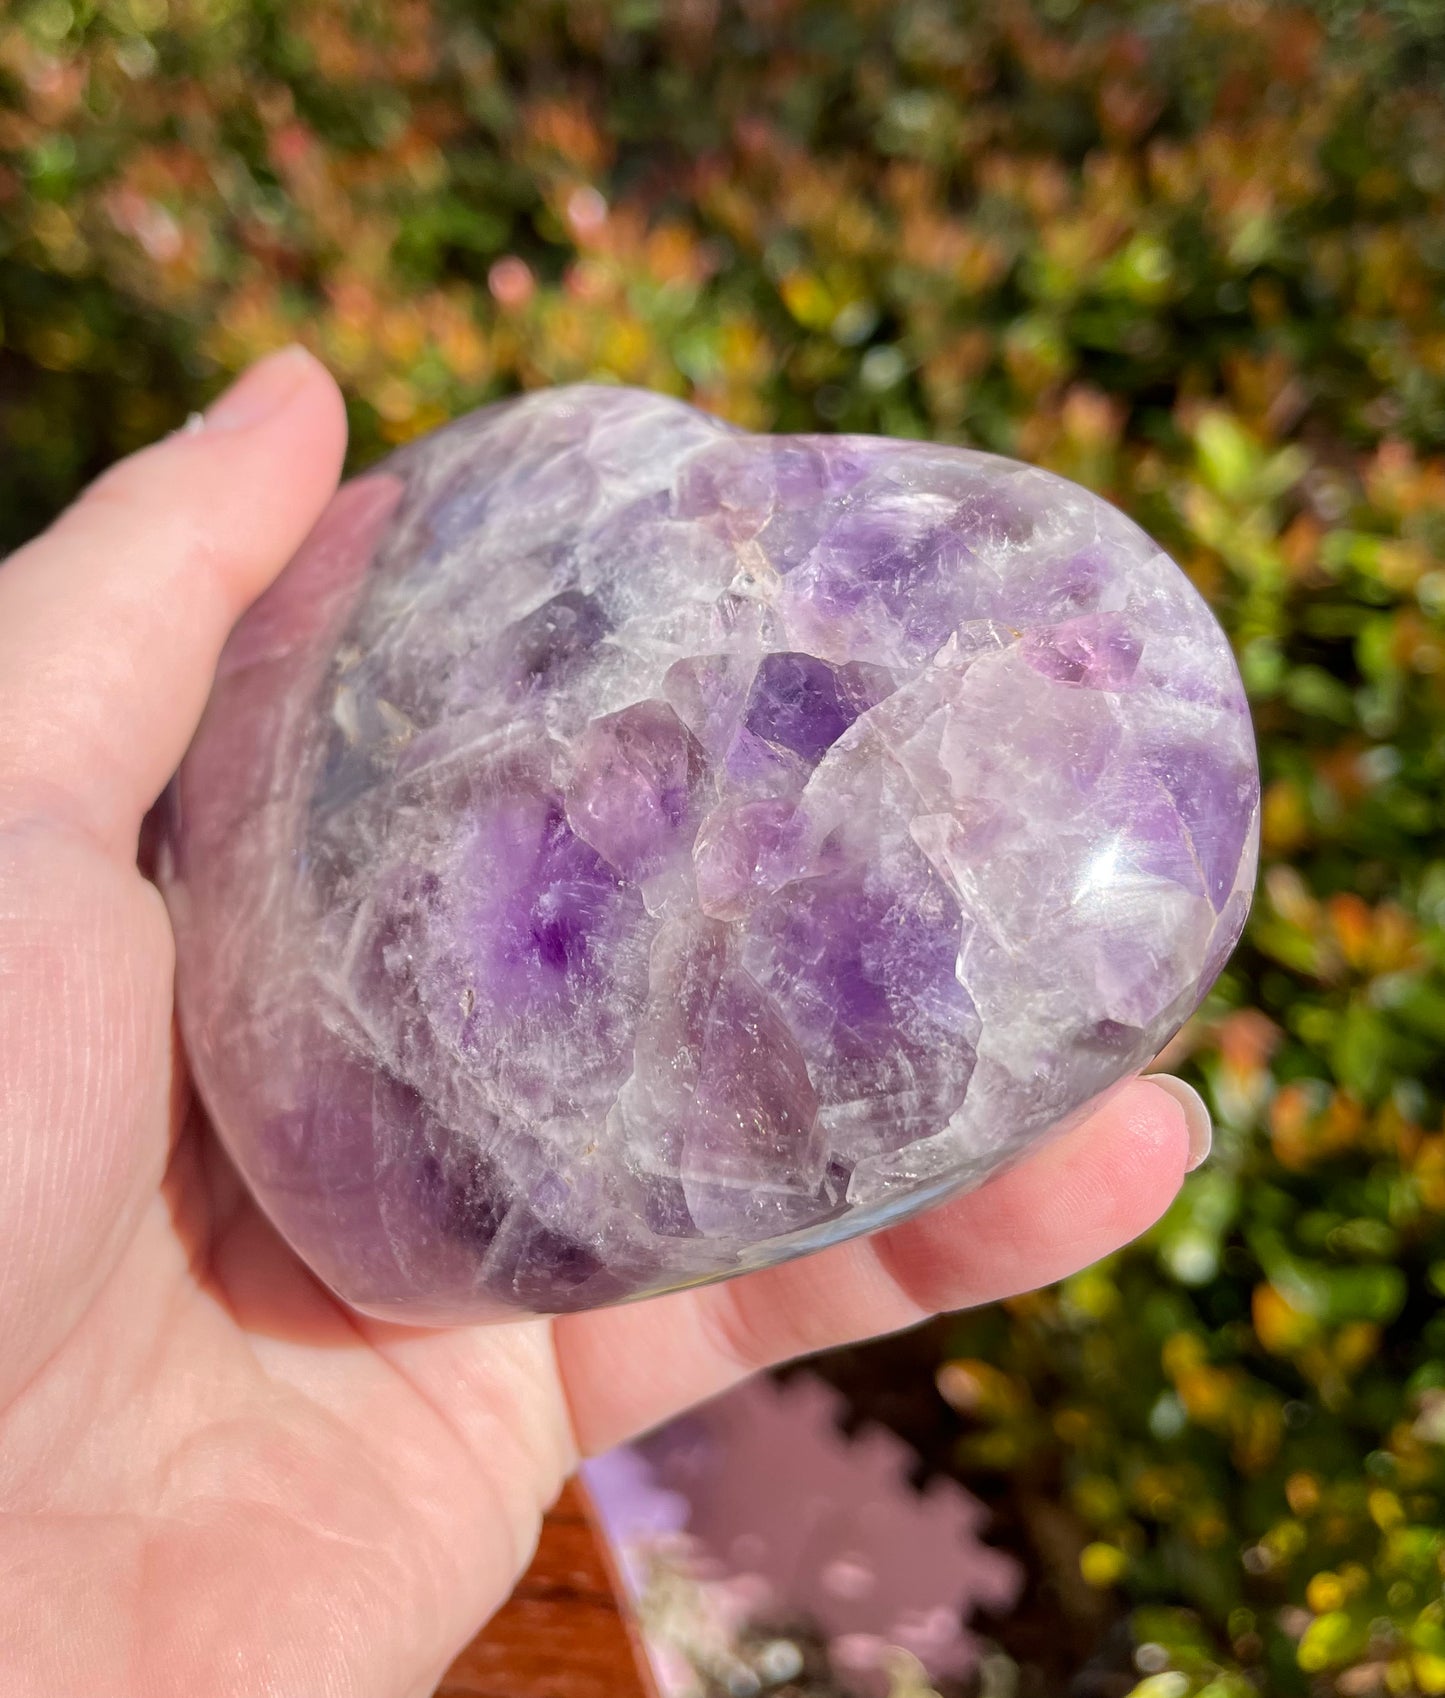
1146, 1074, 1213, 1171
204, 346, 316, 432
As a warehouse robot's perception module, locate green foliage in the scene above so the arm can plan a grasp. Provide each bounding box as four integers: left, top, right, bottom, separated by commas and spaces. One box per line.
4, 1, 1445, 1690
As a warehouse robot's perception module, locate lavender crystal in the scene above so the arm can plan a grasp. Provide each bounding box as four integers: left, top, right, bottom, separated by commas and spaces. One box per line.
157, 386, 1259, 1321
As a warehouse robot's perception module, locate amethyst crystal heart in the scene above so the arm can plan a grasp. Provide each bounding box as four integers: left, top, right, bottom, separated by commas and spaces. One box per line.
158, 386, 1259, 1322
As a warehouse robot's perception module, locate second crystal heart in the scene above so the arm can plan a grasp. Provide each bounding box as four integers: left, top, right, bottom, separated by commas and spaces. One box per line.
158, 385, 1259, 1322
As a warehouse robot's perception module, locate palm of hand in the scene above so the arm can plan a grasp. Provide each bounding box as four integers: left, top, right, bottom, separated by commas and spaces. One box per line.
0, 351, 1194, 1698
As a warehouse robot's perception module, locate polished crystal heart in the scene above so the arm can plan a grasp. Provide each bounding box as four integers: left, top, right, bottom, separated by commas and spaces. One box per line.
158, 386, 1259, 1322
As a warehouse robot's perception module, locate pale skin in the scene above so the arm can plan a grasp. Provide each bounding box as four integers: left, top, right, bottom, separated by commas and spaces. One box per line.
0, 347, 1209, 1698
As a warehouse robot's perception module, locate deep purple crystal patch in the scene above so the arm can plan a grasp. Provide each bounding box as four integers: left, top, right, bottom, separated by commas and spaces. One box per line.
158, 386, 1259, 1322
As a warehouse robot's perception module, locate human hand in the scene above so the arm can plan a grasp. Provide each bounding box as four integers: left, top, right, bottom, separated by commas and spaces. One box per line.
0, 348, 1210, 1698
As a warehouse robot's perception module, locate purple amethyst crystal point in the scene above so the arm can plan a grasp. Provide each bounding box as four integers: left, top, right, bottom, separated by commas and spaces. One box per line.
157, 386, 1260, 1322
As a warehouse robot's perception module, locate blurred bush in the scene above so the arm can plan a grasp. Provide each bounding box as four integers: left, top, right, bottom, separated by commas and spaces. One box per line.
4, 0, 1445, 1691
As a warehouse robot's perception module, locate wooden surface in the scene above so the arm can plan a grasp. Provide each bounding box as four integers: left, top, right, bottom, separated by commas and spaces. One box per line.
437, 1479, 657, 1698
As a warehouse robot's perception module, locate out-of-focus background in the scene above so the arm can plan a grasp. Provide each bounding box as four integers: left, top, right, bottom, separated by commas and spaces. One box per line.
4, 1, 1445, 1691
